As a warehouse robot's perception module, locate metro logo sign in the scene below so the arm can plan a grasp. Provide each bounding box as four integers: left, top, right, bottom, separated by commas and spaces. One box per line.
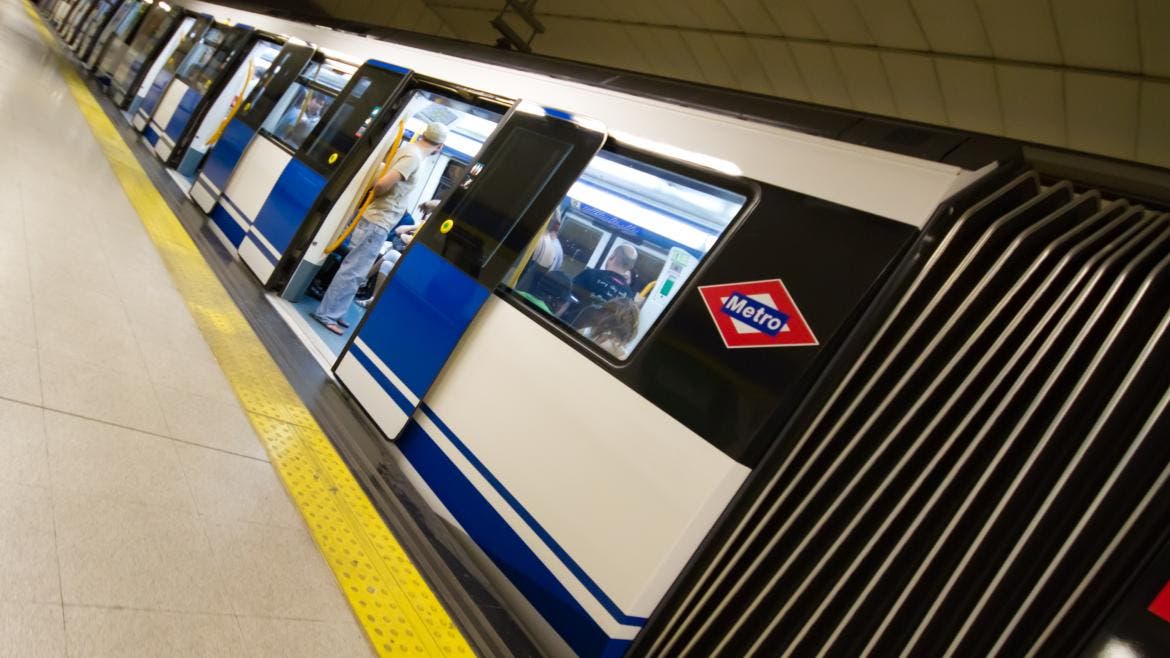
1150, 578, 1170, 624
699, 279, 818, 349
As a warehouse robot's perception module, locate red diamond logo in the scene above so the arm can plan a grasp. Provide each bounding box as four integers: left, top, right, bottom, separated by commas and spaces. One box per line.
698, 279, 818, 349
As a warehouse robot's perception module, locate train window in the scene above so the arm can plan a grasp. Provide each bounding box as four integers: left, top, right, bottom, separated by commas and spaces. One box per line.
504, 151, 746, 361
298, 73, 398, 174
175, 26, 225, 86
266, 86, 335, 151
259, 59, 355, 152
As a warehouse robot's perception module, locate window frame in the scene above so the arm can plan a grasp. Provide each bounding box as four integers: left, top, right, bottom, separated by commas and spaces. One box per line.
495, 138, 761, 368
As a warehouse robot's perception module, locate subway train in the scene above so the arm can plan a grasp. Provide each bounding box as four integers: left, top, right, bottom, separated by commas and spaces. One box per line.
39, 1, 1170, 657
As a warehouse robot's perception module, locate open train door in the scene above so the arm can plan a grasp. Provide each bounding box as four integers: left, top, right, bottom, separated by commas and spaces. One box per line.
335, 102, 606, 438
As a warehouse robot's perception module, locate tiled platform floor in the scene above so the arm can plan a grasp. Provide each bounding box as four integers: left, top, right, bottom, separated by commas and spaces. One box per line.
0, 1, 375, 655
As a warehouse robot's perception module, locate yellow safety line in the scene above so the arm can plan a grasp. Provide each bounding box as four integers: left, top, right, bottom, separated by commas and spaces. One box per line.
23, 5, 472, 657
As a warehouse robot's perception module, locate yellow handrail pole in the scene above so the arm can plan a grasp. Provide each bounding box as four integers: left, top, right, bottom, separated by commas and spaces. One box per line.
324, 119, 406, 254
207, 59, 253, 146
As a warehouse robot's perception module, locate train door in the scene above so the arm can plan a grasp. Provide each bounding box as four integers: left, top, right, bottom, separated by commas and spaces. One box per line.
231, 61, 411, 284
268, 81, 508, 360
92, 0, 152, 83
72, 0, 115, 57
83, 0, 143, 71
142, 24, 250, 163
128, 15, 211, 130
106, 4, 184, 107
334, 102, 606, 439
58, 0, 92, 41
168, 34, 283, 177
189, 44, 326, 215
49, 0, 73, 27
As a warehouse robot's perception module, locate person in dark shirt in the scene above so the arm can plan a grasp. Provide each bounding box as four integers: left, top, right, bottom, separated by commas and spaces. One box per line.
572, 243, 638, 305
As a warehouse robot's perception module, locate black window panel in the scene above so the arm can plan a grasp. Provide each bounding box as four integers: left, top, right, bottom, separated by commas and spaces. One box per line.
235, 44, 316, 131
435, 128, 571, 275
298, 67, 406, 175
416, 109, 606, 285
110, 5, 181, 93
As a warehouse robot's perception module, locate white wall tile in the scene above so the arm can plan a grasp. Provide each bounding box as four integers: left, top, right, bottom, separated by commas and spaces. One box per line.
749, 37, 811, 101
1065, 71, 1140, 159
713, 35, 776, 96
681, 31, 741, 89
834, 47, 898, 115
1137, 81, 1170, 168
758, 0, 825, 39
936, 58, 1004, 134
721, 0, 783, 34
1053, 0, 1142, 72
1137, 0, 1170, 76
996, 64, 1066, 145
976, 0, 1062, 64
855, 0, 931, 50
801, 0, 874, 44
789, 42, 853, 108
882, 52, 949, 124
910, 0, 994, 56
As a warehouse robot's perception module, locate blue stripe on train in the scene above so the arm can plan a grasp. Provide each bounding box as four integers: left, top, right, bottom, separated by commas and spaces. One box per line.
163, 86, 202, 143
248, 158, 326, 258
199, 118, 253, 191
354, 244, 489, 400
144, 125, 158, 145
397, 411, 635, 658
347, 346, 415, 416
209, 203, 245, 248
139, 71, 174, 117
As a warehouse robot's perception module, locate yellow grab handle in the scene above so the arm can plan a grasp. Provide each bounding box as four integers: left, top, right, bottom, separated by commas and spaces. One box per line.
207, 59, 253, 147
324, 119, 406, 255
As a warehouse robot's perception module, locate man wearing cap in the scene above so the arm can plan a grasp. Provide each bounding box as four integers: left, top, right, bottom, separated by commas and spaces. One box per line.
312, 121, 449, 334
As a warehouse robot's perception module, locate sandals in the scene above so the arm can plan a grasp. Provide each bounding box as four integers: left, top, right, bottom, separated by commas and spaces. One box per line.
310, 313, 347, 336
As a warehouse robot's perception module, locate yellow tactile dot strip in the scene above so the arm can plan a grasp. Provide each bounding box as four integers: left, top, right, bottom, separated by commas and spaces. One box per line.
24, 5, 472, 656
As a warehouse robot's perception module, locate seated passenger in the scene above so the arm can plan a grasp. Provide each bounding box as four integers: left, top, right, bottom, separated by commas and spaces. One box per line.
572, 243, 638, 304
516, 270, 572, 316
576, 297, 640, 359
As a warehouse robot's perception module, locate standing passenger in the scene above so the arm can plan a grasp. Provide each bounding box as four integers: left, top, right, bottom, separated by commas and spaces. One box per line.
310, 122, 448, 334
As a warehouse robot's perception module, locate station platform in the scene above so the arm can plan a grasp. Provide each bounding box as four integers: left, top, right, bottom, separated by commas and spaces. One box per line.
0, 2, 472, 655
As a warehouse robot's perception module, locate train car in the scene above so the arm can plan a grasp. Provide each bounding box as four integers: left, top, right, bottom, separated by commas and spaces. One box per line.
63, 3, 1170, 658
232, 67, 506, 360
196, 59, 404, 279
66, 0, 113, 56
56, 0, 93, 41
104, 1, 187, 107
143, 23, 283, 175
127, 12, 211, 125
92, 0, 166, 86
130, 4, 984, 655
188, 42, 340, 221
47, 0, 75, 27
81, 0, 145, 71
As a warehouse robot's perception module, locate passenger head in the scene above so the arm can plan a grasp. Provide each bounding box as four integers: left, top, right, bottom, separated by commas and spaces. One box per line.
419, 122, 448, 155
306, 92, 326, 115
533, 270, 572, 316
547, 208, 563, 235
605, 244, 638, 276
583, 297, 640, 356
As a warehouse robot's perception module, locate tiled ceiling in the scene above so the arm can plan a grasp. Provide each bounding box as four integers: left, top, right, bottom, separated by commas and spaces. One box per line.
302, 0, 1170, 169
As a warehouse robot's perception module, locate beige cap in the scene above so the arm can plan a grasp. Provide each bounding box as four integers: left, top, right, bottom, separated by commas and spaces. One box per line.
422, 122, 448, 145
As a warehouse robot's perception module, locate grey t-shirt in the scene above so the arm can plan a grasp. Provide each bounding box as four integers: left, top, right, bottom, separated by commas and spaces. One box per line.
364, 141, 426, 230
